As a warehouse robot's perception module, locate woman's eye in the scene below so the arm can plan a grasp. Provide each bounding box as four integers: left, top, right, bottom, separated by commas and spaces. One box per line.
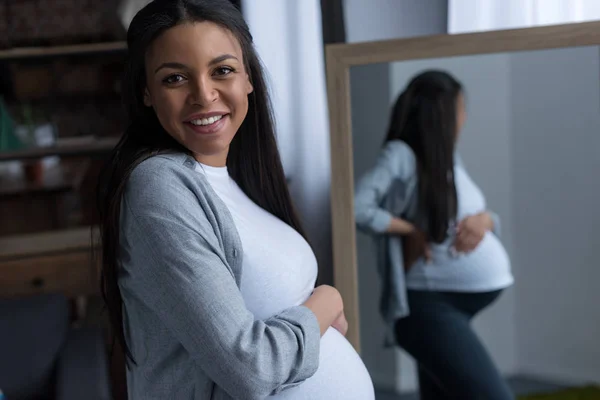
215, 66, 234, 76
163, 74, 185, 84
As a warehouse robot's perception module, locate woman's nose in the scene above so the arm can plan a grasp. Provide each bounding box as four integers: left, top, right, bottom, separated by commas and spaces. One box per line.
189, 78, 218, 106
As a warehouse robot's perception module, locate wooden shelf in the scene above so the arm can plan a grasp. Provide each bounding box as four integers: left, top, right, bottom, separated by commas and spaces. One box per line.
0, 226, 96, 261
0, 41, 127, 60
0, 159, 90, 197
0, 137, 119, 162
12, 92, 122, 105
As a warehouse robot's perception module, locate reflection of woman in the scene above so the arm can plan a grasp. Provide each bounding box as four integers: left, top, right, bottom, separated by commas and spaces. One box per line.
97, 1, 374, 399
354, 70, 514, 399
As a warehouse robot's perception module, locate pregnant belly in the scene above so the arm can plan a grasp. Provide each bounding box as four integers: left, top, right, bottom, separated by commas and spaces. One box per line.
454, 232, 513, 288
407, 232, 513, 291
271, 327, 374, 400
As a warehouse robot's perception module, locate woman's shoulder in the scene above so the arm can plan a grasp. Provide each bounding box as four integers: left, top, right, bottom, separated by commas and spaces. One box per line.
120, 153, 237, 252
380, 140, 417, 176
128, 152, 197, 189
130, 151, 190, 177
125, 153, 207, 214
383, 139, 415, 157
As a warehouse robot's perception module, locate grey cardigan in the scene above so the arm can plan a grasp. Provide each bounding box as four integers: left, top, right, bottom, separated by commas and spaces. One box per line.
354, 140, 501, 344
118, 153, 321, 399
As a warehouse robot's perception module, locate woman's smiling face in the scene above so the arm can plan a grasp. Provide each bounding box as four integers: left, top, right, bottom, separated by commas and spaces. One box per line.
143, 21, 253, 166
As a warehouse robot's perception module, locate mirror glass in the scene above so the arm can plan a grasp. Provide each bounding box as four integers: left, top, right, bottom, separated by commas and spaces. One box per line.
350, 45, 600, 397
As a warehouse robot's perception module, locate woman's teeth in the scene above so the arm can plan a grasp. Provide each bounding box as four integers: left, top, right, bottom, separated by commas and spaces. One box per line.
190, 115, 223, 126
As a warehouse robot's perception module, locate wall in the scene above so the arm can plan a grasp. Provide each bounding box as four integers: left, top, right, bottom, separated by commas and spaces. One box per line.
343, 0, 449, 393
343, 0, 449, 43
510, 45, 600, 384
388, 53, 516, 391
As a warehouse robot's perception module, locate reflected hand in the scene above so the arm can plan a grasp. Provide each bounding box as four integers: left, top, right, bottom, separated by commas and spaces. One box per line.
402, 230, 432, 270
454, 212, 492, 253
332, 310, 348, 336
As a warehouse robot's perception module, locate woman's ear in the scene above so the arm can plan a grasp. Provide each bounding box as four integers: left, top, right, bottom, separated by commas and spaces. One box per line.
143, 88, 152, 107
245, 74, 254, 95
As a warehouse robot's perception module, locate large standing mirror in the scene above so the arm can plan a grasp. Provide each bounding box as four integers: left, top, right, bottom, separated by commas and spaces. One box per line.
326, 21, 600, 396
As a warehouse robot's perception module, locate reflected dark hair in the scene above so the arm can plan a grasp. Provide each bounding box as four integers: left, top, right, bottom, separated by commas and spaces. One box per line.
384, 70, 462, 243
96, 0, 306, 364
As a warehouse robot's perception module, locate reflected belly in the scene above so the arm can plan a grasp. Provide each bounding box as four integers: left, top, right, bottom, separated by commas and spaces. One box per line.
407, 232, 513, 290
271, 327, 375, 400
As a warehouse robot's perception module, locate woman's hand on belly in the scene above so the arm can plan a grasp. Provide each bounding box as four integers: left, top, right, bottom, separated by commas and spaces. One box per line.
403, 230, 432, 270
302, 285, 344, 336
331, 309, 348, 336
454, 212, 493, 253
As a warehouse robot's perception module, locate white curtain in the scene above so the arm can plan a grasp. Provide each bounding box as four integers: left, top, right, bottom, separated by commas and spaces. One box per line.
117, 0, 152, 29
242, 0, 333, 280
449, 0, 600, 34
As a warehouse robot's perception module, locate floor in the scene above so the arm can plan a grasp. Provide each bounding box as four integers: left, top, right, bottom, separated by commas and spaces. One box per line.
374, 376, 566, 400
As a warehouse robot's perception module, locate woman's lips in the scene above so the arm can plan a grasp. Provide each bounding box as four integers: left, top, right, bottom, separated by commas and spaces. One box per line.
185, 114, 228, 135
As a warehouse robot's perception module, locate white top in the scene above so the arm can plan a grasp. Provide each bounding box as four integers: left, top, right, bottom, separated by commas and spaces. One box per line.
406, 164, 514, 292
196, 163, 375, 400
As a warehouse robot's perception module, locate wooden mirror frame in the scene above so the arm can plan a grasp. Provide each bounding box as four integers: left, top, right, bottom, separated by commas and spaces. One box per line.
325, 20, 600, 352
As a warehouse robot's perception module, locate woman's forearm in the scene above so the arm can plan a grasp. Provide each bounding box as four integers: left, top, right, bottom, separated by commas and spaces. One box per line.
303, 285, 343, 336
386, 217, 416, 236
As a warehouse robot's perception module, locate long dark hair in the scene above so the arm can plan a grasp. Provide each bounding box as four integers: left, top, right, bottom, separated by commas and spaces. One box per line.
96, 0, 307, 363
384, 70, 462, 243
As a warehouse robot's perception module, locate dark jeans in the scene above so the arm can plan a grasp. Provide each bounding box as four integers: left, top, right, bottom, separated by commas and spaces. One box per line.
394, 290, 514, 400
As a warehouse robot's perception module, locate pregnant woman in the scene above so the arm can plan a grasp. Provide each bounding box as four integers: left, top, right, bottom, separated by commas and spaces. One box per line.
354, 70, 514, 400
97, 0, 374, 399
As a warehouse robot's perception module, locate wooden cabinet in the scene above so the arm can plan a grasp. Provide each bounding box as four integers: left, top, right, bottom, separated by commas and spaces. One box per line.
0, 227, 99, 299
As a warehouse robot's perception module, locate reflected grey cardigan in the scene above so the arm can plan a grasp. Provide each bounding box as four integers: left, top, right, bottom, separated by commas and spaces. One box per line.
118, 153, 321, 399
354, 140, 501, 345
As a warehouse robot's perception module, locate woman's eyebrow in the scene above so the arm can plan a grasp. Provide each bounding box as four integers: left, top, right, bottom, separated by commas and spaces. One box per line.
154, 54, 238, 74
208, 54, 239, 66
154, 62, 189, 74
